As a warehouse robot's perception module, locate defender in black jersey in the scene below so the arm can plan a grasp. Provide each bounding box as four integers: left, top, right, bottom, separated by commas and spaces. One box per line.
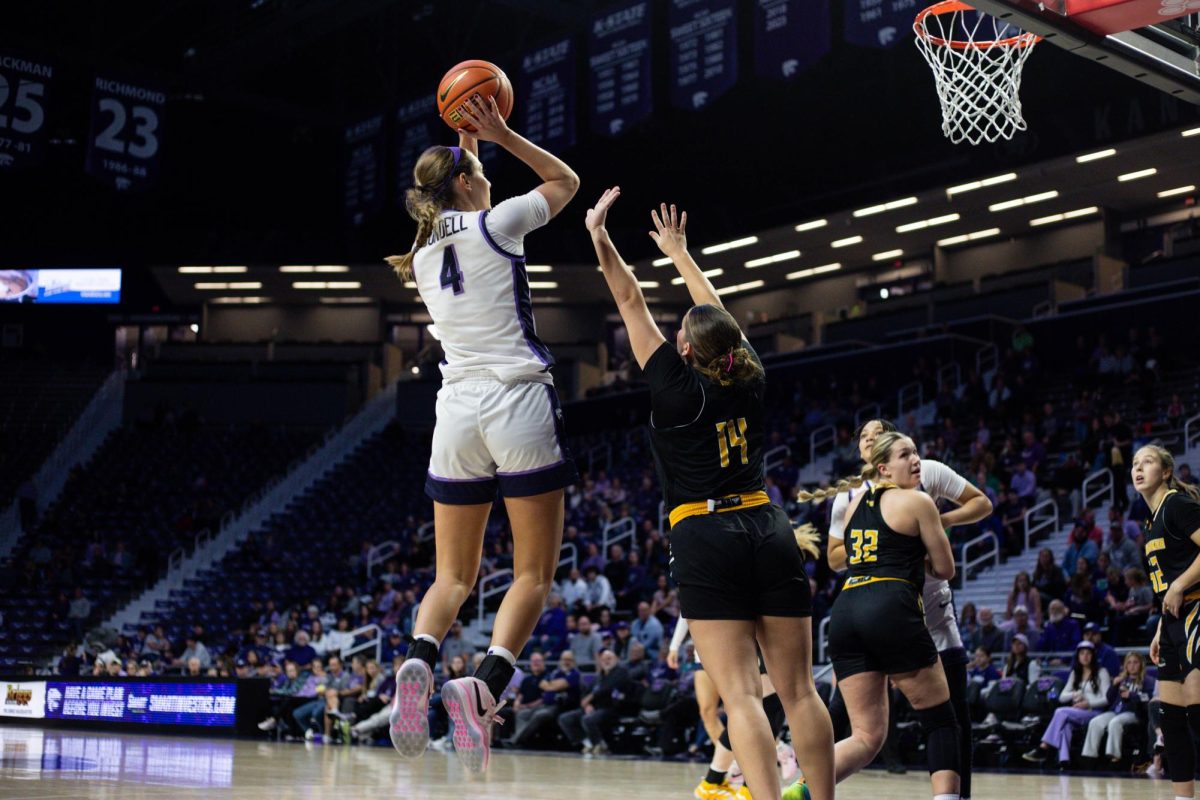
587, 189, 834, 800
1133, 443, 1200, 799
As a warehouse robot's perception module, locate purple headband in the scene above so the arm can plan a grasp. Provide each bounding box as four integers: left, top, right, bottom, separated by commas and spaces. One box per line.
437, 146, 463, 193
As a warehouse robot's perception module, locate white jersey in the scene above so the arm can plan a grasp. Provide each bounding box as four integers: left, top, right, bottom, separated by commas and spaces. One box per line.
412, 190, 555, 384
829, 459, 968, 652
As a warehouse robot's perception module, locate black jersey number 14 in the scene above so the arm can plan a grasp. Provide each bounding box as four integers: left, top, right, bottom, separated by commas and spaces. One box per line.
715, 418, 748, 468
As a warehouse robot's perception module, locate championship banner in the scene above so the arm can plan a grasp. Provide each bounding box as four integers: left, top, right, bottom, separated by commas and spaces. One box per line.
343, 113, 384, 226
44, 681, 237, 727
396, 96, 436, 195
85, 72, 166, 191
668, 0, 738, 111
844, 0, 920, 48
753, 0, 833, 79
1, 681, 46, 719
0, 50, 53, 171
588, 0, 653, 137
520, 38, 576, 151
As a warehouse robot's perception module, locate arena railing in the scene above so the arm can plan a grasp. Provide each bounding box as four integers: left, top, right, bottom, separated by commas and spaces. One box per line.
477, 569, 514, 627
584, 442, 612, 475
1185, 412, 1200, 454
809, 424, 836, 465
897, 381, 924, 417
559, 542, 578, 575
418, 521, 435, 543
976, 343, 999, 379
960, 532, 1000, 587
1023, 498, 1060, 553
341, 623, 382, 664
763, 444, 791, 476
366, 541, 401, 577
853, 403, 881, 429
1082, 468, 1114, 509
658, 500, 667, 535
937, 362, 962, 393
817, 615, 831, 663
601, 517, 636, 555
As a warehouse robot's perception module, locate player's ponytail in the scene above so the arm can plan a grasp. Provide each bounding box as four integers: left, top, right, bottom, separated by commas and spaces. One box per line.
1140, 443, 1200, 502
793, 523, 821, 560
385, 146, 473, 280
796, 475, 865, 504
794, 430, 909, 505
684, 304, 764, 386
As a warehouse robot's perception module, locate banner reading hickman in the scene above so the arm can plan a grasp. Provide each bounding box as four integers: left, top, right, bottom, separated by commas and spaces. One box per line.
2, 682, 46, 719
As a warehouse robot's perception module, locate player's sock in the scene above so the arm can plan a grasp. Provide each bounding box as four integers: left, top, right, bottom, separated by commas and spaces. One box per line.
474, 653, 516, 702
408, 635, 440, 670
705, 768, 728, 785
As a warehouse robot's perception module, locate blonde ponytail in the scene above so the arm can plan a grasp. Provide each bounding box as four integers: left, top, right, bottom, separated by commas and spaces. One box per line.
384, 145, 472, 281
385, 189, 443, 280
794, 523, 821, 560
796, 474, 865, 504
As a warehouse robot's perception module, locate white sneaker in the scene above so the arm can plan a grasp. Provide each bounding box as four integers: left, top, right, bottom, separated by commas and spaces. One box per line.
592, 741, 609, 755
390, 659, 434, 759
304, 729, 315, 742
257, 717, 277, 731
728, 761, 744, 788
440, 676, 507, 774
777, 742, 799, 783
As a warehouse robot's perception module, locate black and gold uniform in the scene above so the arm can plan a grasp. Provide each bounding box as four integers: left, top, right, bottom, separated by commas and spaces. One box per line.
828, 484, 939, 679
642, 339, 809, 621
1145, 489, 1200, 681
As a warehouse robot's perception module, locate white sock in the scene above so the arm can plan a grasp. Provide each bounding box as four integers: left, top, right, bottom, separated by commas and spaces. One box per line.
933, 795, 959, 800
415, 633, 440, 647
1176, 796, 1193, 800
487, 645, 516, 665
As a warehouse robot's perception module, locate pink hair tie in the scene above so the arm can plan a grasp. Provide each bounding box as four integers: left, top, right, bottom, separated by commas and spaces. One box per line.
724, 351, 734, 372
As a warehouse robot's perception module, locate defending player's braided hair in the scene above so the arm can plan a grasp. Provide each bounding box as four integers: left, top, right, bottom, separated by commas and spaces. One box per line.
795, 431, 912, 504
1138, 442, 1200, 501
793, 523, 821, 560
684, 304, 764, 386
385, 146, 474, 280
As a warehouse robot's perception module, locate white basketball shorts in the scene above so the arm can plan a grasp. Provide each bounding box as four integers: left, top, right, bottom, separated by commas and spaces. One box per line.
424, 375, 577, 504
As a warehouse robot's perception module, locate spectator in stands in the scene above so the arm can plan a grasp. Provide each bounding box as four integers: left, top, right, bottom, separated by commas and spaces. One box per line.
1104, 521, 1141, 573
624, 640, 650, 683
968, 646, 999, 686
349, 659, 398, 743
505, 650, 581, 748
531, 593, 568, 656
581, 543, 606, 574
1021, 429, 1046, 474
1109, 568, 1154, 643
440, 620, 472, 670
324, 619, 354, 656
184, 657, 203, 677
1082, 623, 1121, 676
1011, 461, 1038, 506
284, 631, 317, 671
582, 565, 616, 614
174, 633, 212, 672
569, 616, 604, 667
57, 642, 83, 677
649, 574, 680, 625
560, 568, 588, 612
604, 545, 629, 594
1079, 508, 1105, 546
381, 628, 406, 662
1038, 599, 1082, 652
557, 649, 632, 755
611, 622, 632, 660
308, 620, 331, 656
1032, 547, 1068, 603
258, 660, 307, 735
1062, 524, 1099, 579
996, 489, 1026, 555
1023, 641, 1112, 765
1178, 462, 1196, 486
504, 651, 549, 746
292, 659, 331, 739
631, 602, 664, 659
1005, 572, 1043, 626
67, 587, 91, 637
974, 607, 1006, 655
1082, 651, 1154, 765
1067, 572, 1105, 623
958, 603, 979, 647
1001, 605, 1040, 651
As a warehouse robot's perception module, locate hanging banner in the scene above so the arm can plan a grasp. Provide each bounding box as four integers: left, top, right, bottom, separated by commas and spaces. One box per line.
844, 0, 919, 48
344, 113, 384, 226
588, 0, 653, 137
668, 0, 738, 111
85, 72, 166, 191
520, 38, 576, 151
396, 96, 436, 196
0, 50, 54, 172
753, 0, 833, 79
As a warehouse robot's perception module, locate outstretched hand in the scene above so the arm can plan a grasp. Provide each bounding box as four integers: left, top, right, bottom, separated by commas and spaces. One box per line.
649, 203, 688, 258
586, 186, 621, 233
457, 94, 511, 143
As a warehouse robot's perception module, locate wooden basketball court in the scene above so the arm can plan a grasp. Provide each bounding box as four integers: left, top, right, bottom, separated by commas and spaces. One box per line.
0, 727, 1180, 800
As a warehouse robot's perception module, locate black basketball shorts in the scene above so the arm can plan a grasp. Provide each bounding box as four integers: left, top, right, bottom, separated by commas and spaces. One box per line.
669, 503, 812, 620
828, 580, 939, 680
1156, 599, 1200, 682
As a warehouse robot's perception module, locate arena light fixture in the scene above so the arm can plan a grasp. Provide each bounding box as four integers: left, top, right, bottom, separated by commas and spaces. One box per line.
988, 190, 1059, 212
180, 265, 249, 274
715, 279, 765, 296
1183, 127, 1200, 137
528, 281, 558, 289
194, 281, 262, 290
1075, 149, 1116, 163
872, 249, 904, 261
1029, 206, 1100, 226
701, 236, 758, 255
794, 219, 828, 232
210, 296, 269, 304
852, 197, 918, 218
786, 263, 842, 280
526, 265, 553, 273
403, 281, 417, 289
279, 265, 315, 273
831, 235, 863, 248
637, 281, 660, 289
671, 268, 723, 285
1158, 185, 1196, 198
896, 213, 959, 233
937, 227, 1001, 246
745, 250, 800, 268
652, 257, 673, 267
292, 281, 362, 289
1118, 167, 1157, 182
319, 297, 373, 304
945, 172, 1017, 197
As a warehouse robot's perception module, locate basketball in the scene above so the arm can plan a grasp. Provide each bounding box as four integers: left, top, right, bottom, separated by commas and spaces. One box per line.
436, 59, 513, 132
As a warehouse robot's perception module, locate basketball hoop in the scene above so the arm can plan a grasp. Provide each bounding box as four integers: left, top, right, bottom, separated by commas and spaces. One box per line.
914, 1, 1041, 145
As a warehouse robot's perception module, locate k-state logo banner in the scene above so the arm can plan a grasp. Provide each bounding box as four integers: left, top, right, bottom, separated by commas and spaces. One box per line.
668, 0, 738, 111
85, 72, 166, 191
0, 50, 54, 172
396, 96, 436, 196
588, 0, 653, 137
520, 38, 576, 151
844, 0, 919, 48
753, 0, 832, 79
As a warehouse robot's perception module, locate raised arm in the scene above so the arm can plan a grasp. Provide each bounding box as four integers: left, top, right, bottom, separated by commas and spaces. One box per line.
910, 491, 955, 580
460, 95, 579, 217
649, 204, 724, 311
587, 187, 667, 369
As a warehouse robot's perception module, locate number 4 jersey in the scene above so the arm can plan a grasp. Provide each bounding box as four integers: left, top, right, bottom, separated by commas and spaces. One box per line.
1144, 490, 1200, 602
411, 190, 555, 384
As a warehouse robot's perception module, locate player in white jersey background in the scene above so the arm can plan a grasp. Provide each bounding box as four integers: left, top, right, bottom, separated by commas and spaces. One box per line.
785, 418, 991, 800
384, 95, 579, 774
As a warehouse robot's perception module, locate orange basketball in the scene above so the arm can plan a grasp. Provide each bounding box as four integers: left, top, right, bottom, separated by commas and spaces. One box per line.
436, 60, 514, 132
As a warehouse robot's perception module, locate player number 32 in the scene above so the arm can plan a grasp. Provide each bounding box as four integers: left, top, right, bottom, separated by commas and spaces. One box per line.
848, 529, 879, 565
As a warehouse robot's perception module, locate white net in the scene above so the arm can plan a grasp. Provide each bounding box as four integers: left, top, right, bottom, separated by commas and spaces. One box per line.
914, 1, 1040, 145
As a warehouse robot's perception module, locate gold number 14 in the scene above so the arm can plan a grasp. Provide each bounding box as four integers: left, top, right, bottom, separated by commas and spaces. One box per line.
715, 418, 749, 468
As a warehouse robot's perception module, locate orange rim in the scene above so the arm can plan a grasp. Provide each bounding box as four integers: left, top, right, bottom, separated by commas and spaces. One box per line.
914, 0, 1041, 49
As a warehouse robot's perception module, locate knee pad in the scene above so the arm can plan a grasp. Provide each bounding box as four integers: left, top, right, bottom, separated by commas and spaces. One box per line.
1162, 703, 1195, 783
915, 700, 961, 775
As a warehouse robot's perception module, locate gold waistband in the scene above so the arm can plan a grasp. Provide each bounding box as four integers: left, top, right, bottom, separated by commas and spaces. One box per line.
669, 491, 770, 528
842, 576, 914, 590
